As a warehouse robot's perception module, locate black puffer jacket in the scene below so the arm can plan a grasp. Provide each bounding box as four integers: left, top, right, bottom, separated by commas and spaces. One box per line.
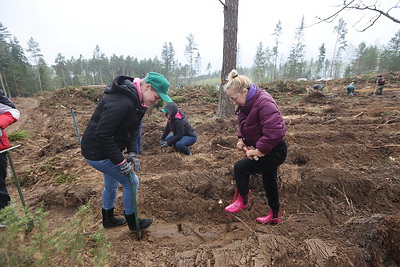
160, 102, 196, 146
81, 76, 146, 165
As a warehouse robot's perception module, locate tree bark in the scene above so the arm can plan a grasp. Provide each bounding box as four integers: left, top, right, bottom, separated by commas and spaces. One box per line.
217, 0, 238, 118
0, 73, 10, 97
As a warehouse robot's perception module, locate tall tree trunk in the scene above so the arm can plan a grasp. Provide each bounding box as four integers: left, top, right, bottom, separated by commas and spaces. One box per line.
329, 33, 339, 78
0, 73, 10, 97
217, 0, 238, 118
36, 66, 43, 91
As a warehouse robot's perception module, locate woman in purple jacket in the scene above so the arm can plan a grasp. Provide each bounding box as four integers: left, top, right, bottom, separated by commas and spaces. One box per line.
224, 69, 287, 225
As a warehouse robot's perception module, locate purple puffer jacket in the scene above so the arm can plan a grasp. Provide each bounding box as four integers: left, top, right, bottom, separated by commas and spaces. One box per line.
236, 85, 286, 155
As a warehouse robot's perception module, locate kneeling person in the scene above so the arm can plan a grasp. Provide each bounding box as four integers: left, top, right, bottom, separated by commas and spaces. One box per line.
160, 102, 197, 155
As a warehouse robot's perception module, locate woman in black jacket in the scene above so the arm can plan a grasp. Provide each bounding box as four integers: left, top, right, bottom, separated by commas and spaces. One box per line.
81, 72, 172, 232
160, 102, 197, 155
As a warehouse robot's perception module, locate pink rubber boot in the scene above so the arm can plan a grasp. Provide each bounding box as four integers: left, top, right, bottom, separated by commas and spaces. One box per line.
224, 191, 251, 213
256, 210, 281, 225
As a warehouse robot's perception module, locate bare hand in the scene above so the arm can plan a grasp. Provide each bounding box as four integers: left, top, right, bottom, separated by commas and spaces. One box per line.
237, 139, 245, 151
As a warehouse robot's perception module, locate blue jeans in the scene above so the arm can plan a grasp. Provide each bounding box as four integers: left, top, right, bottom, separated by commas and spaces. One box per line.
165, 133, 197, 155
85, 158, 139, 215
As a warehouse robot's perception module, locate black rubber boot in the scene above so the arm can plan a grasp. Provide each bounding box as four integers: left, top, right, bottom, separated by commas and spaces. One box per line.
102, 208, 126, 228
124, 212, 153, 231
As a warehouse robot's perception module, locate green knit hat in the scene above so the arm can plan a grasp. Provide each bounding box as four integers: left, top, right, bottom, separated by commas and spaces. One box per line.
144, 72, 172, 103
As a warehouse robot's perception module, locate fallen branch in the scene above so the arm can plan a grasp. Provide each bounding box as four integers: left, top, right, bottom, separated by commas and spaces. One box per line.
353, 112, 363, 118
323, 119, 337, 124
187, 228, 206, 242
231, 213, 256, 235
216, 144, 231, 150
369, 144, 400, 149
303, 204, 316, 213
375, 117, 400, 129
331, 185, 355, 215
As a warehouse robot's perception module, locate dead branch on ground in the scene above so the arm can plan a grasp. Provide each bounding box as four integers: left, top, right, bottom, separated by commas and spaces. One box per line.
231, 214, 256, 235
216, 143, 231, 150
331, 185, 355, 215
353, 112, 363, 118
375, 117, 400, 129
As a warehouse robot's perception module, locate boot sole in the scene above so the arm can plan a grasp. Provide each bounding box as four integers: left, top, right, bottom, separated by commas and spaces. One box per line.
129, 218, 154, 231
224, 206, 250, 214
103, 221, 127, 228
256, 219, 280, 225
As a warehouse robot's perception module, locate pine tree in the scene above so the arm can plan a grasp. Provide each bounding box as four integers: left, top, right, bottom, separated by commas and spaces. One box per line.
316, 44, 326, 78
54, 53, 67, 88
194, 52, 202, 76
352, 42, 367, 76
217, 0, 239, 117
379, 30, 400, 72
206, 63, 212, 75
329, 18, 348, 78
161, 42, 176, 80
252, 42, 266, 82
286, 16, 306, 79
26, 37, 44, 92
272, 20, 282, 80
8, 37, 31, 96
184, 34, 199, 83
0, 23, 12, 96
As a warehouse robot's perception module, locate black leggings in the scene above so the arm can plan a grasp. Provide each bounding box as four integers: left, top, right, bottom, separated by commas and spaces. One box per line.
234, 140, 287, 212
0, 153, 10, 209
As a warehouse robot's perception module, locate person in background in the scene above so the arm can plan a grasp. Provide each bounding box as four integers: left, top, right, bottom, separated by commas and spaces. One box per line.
160, 102, 197, 155
346, 82, 355, 96
375, 75, 385, 95
312, 83, 325, 91
0, 90, 20, 210
223, 69, 287, 225
81, 72, 172, 232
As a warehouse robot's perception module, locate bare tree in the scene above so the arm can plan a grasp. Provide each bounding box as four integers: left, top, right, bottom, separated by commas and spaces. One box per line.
217, 0, 238, 118
317, 0, 400, 31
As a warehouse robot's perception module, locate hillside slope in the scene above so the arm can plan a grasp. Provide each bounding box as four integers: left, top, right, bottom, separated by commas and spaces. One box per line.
6, 79, 400, 266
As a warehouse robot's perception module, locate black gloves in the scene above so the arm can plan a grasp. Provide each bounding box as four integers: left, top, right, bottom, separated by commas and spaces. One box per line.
127, 152, 141, 172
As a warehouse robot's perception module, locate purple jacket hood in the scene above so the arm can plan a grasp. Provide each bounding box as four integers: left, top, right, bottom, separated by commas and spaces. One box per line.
236, 85, 286, 155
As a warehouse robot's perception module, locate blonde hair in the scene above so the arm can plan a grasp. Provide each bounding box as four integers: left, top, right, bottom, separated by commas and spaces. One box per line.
224, 69, 252, 93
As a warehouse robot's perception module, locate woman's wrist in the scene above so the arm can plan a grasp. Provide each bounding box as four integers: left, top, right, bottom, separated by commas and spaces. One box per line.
255, 149, 265, 157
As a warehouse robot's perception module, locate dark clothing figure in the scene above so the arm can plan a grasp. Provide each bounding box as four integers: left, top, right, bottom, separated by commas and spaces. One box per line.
81, 72, 172, 231
81, 76, 145, 164
313, 83, 324, 91
0, 154, 9, 209
234, 140, 287, 212
160, 102, 197, 155
0, 90, 20, 209
375, 76, 385, 95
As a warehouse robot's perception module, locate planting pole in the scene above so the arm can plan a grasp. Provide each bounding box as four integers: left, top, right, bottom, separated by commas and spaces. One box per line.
70, 107, 81, 145
128, 171, 142, 240
1, 145, 34, 231
0, 145, 25, 207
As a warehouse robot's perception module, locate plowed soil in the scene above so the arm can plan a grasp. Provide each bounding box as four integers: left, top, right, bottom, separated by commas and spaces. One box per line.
6, 77, 400, 266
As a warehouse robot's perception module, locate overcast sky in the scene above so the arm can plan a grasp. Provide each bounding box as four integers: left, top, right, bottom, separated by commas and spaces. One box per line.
1, 0, 399, 74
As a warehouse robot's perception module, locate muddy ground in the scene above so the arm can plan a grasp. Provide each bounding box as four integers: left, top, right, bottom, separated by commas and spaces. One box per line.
6, 76, 400, 266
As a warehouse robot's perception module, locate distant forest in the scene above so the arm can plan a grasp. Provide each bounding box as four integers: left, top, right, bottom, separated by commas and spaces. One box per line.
0, 21, 399, 97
